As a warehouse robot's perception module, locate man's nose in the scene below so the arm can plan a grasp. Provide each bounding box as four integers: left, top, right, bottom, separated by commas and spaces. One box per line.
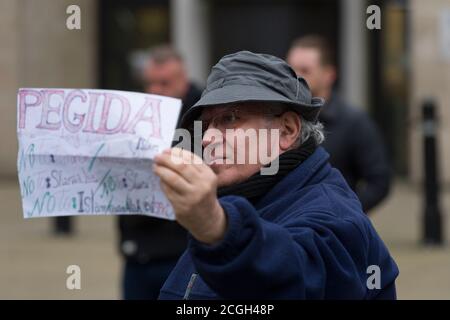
202, 127, 223, 148
202, 127, 214, 148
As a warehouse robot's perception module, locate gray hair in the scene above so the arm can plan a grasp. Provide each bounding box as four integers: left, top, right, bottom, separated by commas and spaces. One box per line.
148, 44, 183, 64
296, 116, 325, 147
262, 104, 325, 147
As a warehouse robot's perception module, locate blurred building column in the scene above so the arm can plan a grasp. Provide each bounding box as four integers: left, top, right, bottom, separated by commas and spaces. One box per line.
171, 0, 210, 86
410, 0, 450, 186
19, 0, 98, 88
0, 0, 98, 178
0, 0, 20, 178
339, 0, 369, 110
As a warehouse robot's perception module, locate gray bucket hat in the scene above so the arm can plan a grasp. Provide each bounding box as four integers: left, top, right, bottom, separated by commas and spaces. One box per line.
180, 50, 324, 129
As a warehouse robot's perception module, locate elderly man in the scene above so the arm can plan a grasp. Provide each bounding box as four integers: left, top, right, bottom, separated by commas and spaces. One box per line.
154, 51, 399, 299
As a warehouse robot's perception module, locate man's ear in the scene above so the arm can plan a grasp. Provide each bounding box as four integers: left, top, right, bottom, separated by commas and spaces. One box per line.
279, 111, 301, 151
323, 65, 337, 88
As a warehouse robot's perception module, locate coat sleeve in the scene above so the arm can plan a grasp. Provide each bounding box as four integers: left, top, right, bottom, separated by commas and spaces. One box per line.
188, 195, 371, 299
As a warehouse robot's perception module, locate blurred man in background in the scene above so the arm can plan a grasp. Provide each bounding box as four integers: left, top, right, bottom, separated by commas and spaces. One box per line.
142, 45, 203, 128
118, 45, 202, 299
287, 35, 391, 212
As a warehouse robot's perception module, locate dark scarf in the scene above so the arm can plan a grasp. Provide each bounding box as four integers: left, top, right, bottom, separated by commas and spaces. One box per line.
217, 138, 317, 204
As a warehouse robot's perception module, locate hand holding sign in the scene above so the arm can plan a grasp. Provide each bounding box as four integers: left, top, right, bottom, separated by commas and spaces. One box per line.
17, 88, 181, 220
153, 148, 227, 245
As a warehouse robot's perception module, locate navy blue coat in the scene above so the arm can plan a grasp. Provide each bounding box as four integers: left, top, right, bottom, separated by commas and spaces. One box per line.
159, 147, 399, 299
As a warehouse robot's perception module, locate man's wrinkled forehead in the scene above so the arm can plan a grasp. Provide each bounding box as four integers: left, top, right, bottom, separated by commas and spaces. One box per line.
200, 105, 229, 119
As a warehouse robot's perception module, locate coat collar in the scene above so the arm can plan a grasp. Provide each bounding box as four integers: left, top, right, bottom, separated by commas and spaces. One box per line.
255, 146, 331, 209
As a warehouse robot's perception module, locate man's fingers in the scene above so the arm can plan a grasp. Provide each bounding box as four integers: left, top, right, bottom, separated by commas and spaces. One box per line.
168, 148, 204, 170
159, 180, 184, 206
154, 150, 202, 182
163, 147, 212, 175
153, 163, 191, 194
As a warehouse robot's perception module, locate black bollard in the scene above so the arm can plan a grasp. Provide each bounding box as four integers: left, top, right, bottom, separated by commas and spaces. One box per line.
422, 99, 443, 245
53, 216, 73, 235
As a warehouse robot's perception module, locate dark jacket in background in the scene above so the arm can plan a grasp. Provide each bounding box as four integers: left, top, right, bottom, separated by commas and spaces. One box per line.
118, 83, 202, 263
320, 94, 391, 212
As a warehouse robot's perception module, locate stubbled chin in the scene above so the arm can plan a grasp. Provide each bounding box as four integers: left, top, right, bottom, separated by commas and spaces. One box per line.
213, 163, 263, 188
214, 166, 238, 188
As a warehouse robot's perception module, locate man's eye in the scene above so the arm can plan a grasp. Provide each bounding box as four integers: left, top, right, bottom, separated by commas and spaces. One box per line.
221, 113, 238, 124
222, 115, 233, 123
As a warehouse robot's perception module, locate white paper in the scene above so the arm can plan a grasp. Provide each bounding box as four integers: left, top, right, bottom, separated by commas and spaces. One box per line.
440, 8, 450, 61
17, 88, 181, 220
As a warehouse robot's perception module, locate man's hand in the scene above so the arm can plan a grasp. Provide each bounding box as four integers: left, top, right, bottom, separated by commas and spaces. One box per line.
153, 148, 227, 245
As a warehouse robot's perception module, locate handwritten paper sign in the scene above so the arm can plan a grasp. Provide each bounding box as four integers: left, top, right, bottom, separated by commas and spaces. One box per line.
17, 88, 181, 220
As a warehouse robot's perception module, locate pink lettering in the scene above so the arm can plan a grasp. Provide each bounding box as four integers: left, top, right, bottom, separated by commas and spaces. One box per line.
83, 92, 101, 133
96, 93, 131, 134
18, 89, 42, 129
63, 90, 87, 133
122, 97, 161, 139
36, 89, 64, 130
18, 89, 166, 138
